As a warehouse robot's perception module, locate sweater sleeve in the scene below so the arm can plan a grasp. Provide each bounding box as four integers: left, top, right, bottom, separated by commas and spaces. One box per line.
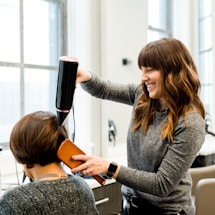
80, 73, 139, 106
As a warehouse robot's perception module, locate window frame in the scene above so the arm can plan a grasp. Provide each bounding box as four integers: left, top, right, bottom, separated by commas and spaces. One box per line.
198, 0, 215, 132
0, 0, 68, 147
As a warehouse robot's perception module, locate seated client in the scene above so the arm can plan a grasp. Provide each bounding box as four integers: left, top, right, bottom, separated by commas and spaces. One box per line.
0, 111, 98, 215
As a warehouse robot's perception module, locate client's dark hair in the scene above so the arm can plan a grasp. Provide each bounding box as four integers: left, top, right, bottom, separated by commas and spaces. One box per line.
10, 111, 68, 167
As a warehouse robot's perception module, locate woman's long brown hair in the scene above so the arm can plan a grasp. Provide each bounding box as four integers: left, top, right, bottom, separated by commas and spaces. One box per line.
133, 38, 205, 141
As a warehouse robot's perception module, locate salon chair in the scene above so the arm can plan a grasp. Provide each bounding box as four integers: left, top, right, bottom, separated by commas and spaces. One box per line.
189, 164, 215, 215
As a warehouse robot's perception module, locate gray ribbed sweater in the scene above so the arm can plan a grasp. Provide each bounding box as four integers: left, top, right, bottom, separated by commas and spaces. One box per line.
81, 73, 205, 215
0, 175, 98, 215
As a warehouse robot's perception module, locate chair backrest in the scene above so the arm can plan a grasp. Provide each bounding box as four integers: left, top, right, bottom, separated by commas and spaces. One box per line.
195, 178, 215, 215
189, 164, 215, 197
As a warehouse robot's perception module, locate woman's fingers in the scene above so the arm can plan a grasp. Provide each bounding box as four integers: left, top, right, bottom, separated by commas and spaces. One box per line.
71, 155, 110, 176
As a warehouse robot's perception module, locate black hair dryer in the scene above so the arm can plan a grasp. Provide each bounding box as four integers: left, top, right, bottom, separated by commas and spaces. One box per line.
55, 56, 78, 126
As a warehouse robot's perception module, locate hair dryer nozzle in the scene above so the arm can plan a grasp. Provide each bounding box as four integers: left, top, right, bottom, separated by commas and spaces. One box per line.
56, 110, 69, 126
55, 56, 78, 125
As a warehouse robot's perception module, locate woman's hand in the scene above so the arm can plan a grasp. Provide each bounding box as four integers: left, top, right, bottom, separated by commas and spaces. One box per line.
71, 154, 110, 177
76, 68, 92, 84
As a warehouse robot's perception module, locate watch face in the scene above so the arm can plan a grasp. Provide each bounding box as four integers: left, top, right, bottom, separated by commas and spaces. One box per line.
107, 162, 118, 177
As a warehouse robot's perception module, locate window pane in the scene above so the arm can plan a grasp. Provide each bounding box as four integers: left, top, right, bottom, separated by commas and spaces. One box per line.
147, 30, 169, 42
148, 0, 172, 42
198, 0, 214, 131
23, 0, 60, 66
201, 85, 213, 116
199, 51, 212, 84
0, 0, 20, 62
148, 0, 160, 28
199, 51, 213, 122
0, 0, 64, 147
199, 17, 212, 51
24, 69, 57, 114
0, 67, 20, 143
199, 0, 211, 18
148, 0, 171, 30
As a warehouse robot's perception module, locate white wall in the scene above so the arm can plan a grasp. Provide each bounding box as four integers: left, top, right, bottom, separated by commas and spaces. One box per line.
99, 0, 148, 157
67, 0, 102, 156
68, 0, 148, 157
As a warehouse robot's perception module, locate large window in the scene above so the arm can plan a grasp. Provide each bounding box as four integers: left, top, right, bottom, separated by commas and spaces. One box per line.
198, 0, 213, 129
0, 0, 67, 148
148, 0, 172, 41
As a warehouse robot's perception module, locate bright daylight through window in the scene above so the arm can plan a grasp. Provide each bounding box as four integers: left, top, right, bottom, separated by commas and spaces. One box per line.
0, 0, 67, 148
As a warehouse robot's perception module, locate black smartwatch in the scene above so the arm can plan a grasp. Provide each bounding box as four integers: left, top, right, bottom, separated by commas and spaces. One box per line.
107, 162, 118, 178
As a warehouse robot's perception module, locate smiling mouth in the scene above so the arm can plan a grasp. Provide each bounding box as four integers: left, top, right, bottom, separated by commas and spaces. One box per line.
146, 83, 154, 91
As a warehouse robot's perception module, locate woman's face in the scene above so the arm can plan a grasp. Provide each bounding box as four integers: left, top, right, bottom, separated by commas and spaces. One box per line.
141, 67, 164, 100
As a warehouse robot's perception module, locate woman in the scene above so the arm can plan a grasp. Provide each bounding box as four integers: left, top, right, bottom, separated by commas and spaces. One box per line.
71, 38, 205, 214
0, 111, 98, 215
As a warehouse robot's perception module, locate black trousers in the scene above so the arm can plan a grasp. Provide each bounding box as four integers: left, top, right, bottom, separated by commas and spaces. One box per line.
122, 197, 163, 215
122, 204, 163, 215
121, 197, 187, 215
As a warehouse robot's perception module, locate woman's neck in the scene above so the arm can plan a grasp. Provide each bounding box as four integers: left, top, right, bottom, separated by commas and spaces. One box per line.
159, 98, 168, 110
36, 172, 68, 181
28, 162, 68, 181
